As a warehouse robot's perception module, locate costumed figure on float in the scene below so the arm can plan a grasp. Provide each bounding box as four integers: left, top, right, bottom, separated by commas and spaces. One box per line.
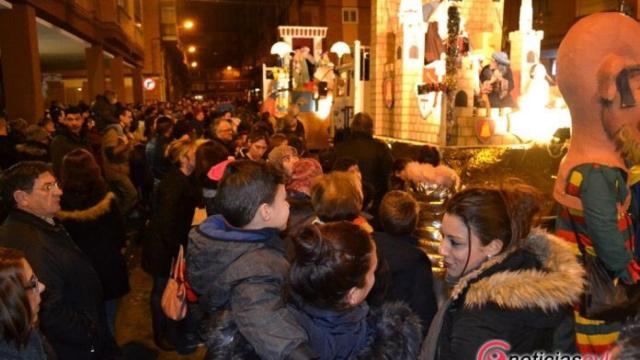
553, 12, 640, 355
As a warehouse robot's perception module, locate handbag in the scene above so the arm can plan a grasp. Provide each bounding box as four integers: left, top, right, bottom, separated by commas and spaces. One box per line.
570, 216, 640, 322
161, 245, 187, 321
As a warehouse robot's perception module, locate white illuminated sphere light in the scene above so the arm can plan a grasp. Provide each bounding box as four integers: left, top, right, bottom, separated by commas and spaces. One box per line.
270, 42, 292, 58
330, 42, 351, 59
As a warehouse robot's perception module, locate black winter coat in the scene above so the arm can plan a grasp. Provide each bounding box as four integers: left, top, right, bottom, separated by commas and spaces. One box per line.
143, 167, 201, 277
421, 229, 585, 360
0, 210, 116, 360
372, 232, 437, 333
49, 127, 90, 176
0, 134, 15, 170
334, 132, 394, 206
58, 192, 130, 301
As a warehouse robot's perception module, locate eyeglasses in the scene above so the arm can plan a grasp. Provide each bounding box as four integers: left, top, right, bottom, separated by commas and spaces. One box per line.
39, 182, 59, 192
24, 274, 40, 293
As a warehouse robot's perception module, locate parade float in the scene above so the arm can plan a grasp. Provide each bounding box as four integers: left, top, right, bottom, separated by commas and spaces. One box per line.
262, 0, 570, 149
370, 0, 570, 148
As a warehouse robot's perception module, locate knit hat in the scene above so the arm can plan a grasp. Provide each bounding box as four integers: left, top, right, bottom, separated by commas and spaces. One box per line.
492, 51, 510, 66
287, 158, 323, 196
268, 144, 298, 165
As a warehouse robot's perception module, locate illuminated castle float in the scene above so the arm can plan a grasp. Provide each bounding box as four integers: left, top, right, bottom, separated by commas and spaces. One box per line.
370, 0, 570, 146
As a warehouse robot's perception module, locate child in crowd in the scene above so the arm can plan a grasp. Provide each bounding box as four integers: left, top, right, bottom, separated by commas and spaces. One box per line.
310, 171, 373, 233
371, 190, 438, 334
186, 160, 314, 359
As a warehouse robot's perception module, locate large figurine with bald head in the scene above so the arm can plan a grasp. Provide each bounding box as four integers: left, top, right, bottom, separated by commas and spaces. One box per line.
554, 12, 640, 355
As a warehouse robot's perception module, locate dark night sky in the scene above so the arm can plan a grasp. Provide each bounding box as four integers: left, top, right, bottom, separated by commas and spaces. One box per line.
179, 0, 291, 69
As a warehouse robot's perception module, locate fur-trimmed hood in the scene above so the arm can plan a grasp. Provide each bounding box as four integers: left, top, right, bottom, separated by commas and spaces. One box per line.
56, 192, 116, 222
203, 302, 422, 360
450, 228, 585, 312
15, 142, 48, 157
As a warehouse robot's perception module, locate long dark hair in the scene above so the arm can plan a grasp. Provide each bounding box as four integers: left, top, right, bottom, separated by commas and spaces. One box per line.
445, 180, 541, 275
60, 149, 108, 210
0, 247, 34, 349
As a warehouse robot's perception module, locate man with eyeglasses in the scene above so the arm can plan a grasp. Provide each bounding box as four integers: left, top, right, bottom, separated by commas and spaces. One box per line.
0, 161, 119, 359
209, 116, 236, 155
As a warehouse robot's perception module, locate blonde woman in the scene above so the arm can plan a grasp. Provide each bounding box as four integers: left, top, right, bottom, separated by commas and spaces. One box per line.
142, 138, 203, 350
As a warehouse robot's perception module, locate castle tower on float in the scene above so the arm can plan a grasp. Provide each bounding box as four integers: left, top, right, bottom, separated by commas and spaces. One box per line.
508, 0, 544, 97
392, 0, 428, 140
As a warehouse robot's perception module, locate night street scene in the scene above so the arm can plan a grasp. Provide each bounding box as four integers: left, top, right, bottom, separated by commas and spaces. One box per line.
1, 0, 640, 359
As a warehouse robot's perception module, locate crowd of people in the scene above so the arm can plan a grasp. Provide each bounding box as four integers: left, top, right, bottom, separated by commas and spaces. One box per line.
0, 86, 636, 360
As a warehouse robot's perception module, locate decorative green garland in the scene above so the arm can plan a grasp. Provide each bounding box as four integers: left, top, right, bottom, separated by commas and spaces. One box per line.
445, 5, 460, 145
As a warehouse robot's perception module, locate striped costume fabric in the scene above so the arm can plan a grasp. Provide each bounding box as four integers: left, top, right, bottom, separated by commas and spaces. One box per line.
555, 164, 636, 355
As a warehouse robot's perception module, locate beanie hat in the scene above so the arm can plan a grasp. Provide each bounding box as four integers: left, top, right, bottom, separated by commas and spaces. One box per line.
268, 144, 298, 165
287, 158, 323, 196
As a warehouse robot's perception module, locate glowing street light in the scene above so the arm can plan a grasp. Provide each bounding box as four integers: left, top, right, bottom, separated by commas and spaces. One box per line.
330, 41, 351, 65
182, 19, 194, 30
226, 65, 232, 71
190, 61, 198, 68
188, 45, 197, 53
270, 41, 292, 58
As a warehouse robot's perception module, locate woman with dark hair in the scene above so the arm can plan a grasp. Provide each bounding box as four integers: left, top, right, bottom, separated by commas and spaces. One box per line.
0, 247, 50, 359
142, 138, 202, 350
420, 182, 585, 360
194, 140, 229, 216
56, 149, 130, 338
287, 221, 422, 359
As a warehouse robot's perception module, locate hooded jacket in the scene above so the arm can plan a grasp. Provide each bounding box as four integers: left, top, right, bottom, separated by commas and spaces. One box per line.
57, 192, 130, 301
205, 300, 423, 360
421, 229, 585, 360
186, 215, 313, 360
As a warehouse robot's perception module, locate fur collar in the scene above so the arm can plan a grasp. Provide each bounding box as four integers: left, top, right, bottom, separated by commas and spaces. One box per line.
202, 302, 422, 360
15, 143, 47, 156
450, 228, 585, 312
56, 192, 116, 222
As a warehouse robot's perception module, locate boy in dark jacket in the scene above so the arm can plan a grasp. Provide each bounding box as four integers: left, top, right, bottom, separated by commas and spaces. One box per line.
372, 190, 438, 333
187, 160, 314, 359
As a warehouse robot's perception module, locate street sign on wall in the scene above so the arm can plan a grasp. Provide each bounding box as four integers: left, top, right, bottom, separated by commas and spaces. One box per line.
143, 78, 156, 91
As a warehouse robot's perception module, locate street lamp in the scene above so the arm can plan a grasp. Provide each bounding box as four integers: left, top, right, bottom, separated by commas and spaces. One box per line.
330, 41, 351, 65
190, 61, 198, 68
270, 41, 292, 58
188, 45, 197, 54
182, 19, 195, 30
